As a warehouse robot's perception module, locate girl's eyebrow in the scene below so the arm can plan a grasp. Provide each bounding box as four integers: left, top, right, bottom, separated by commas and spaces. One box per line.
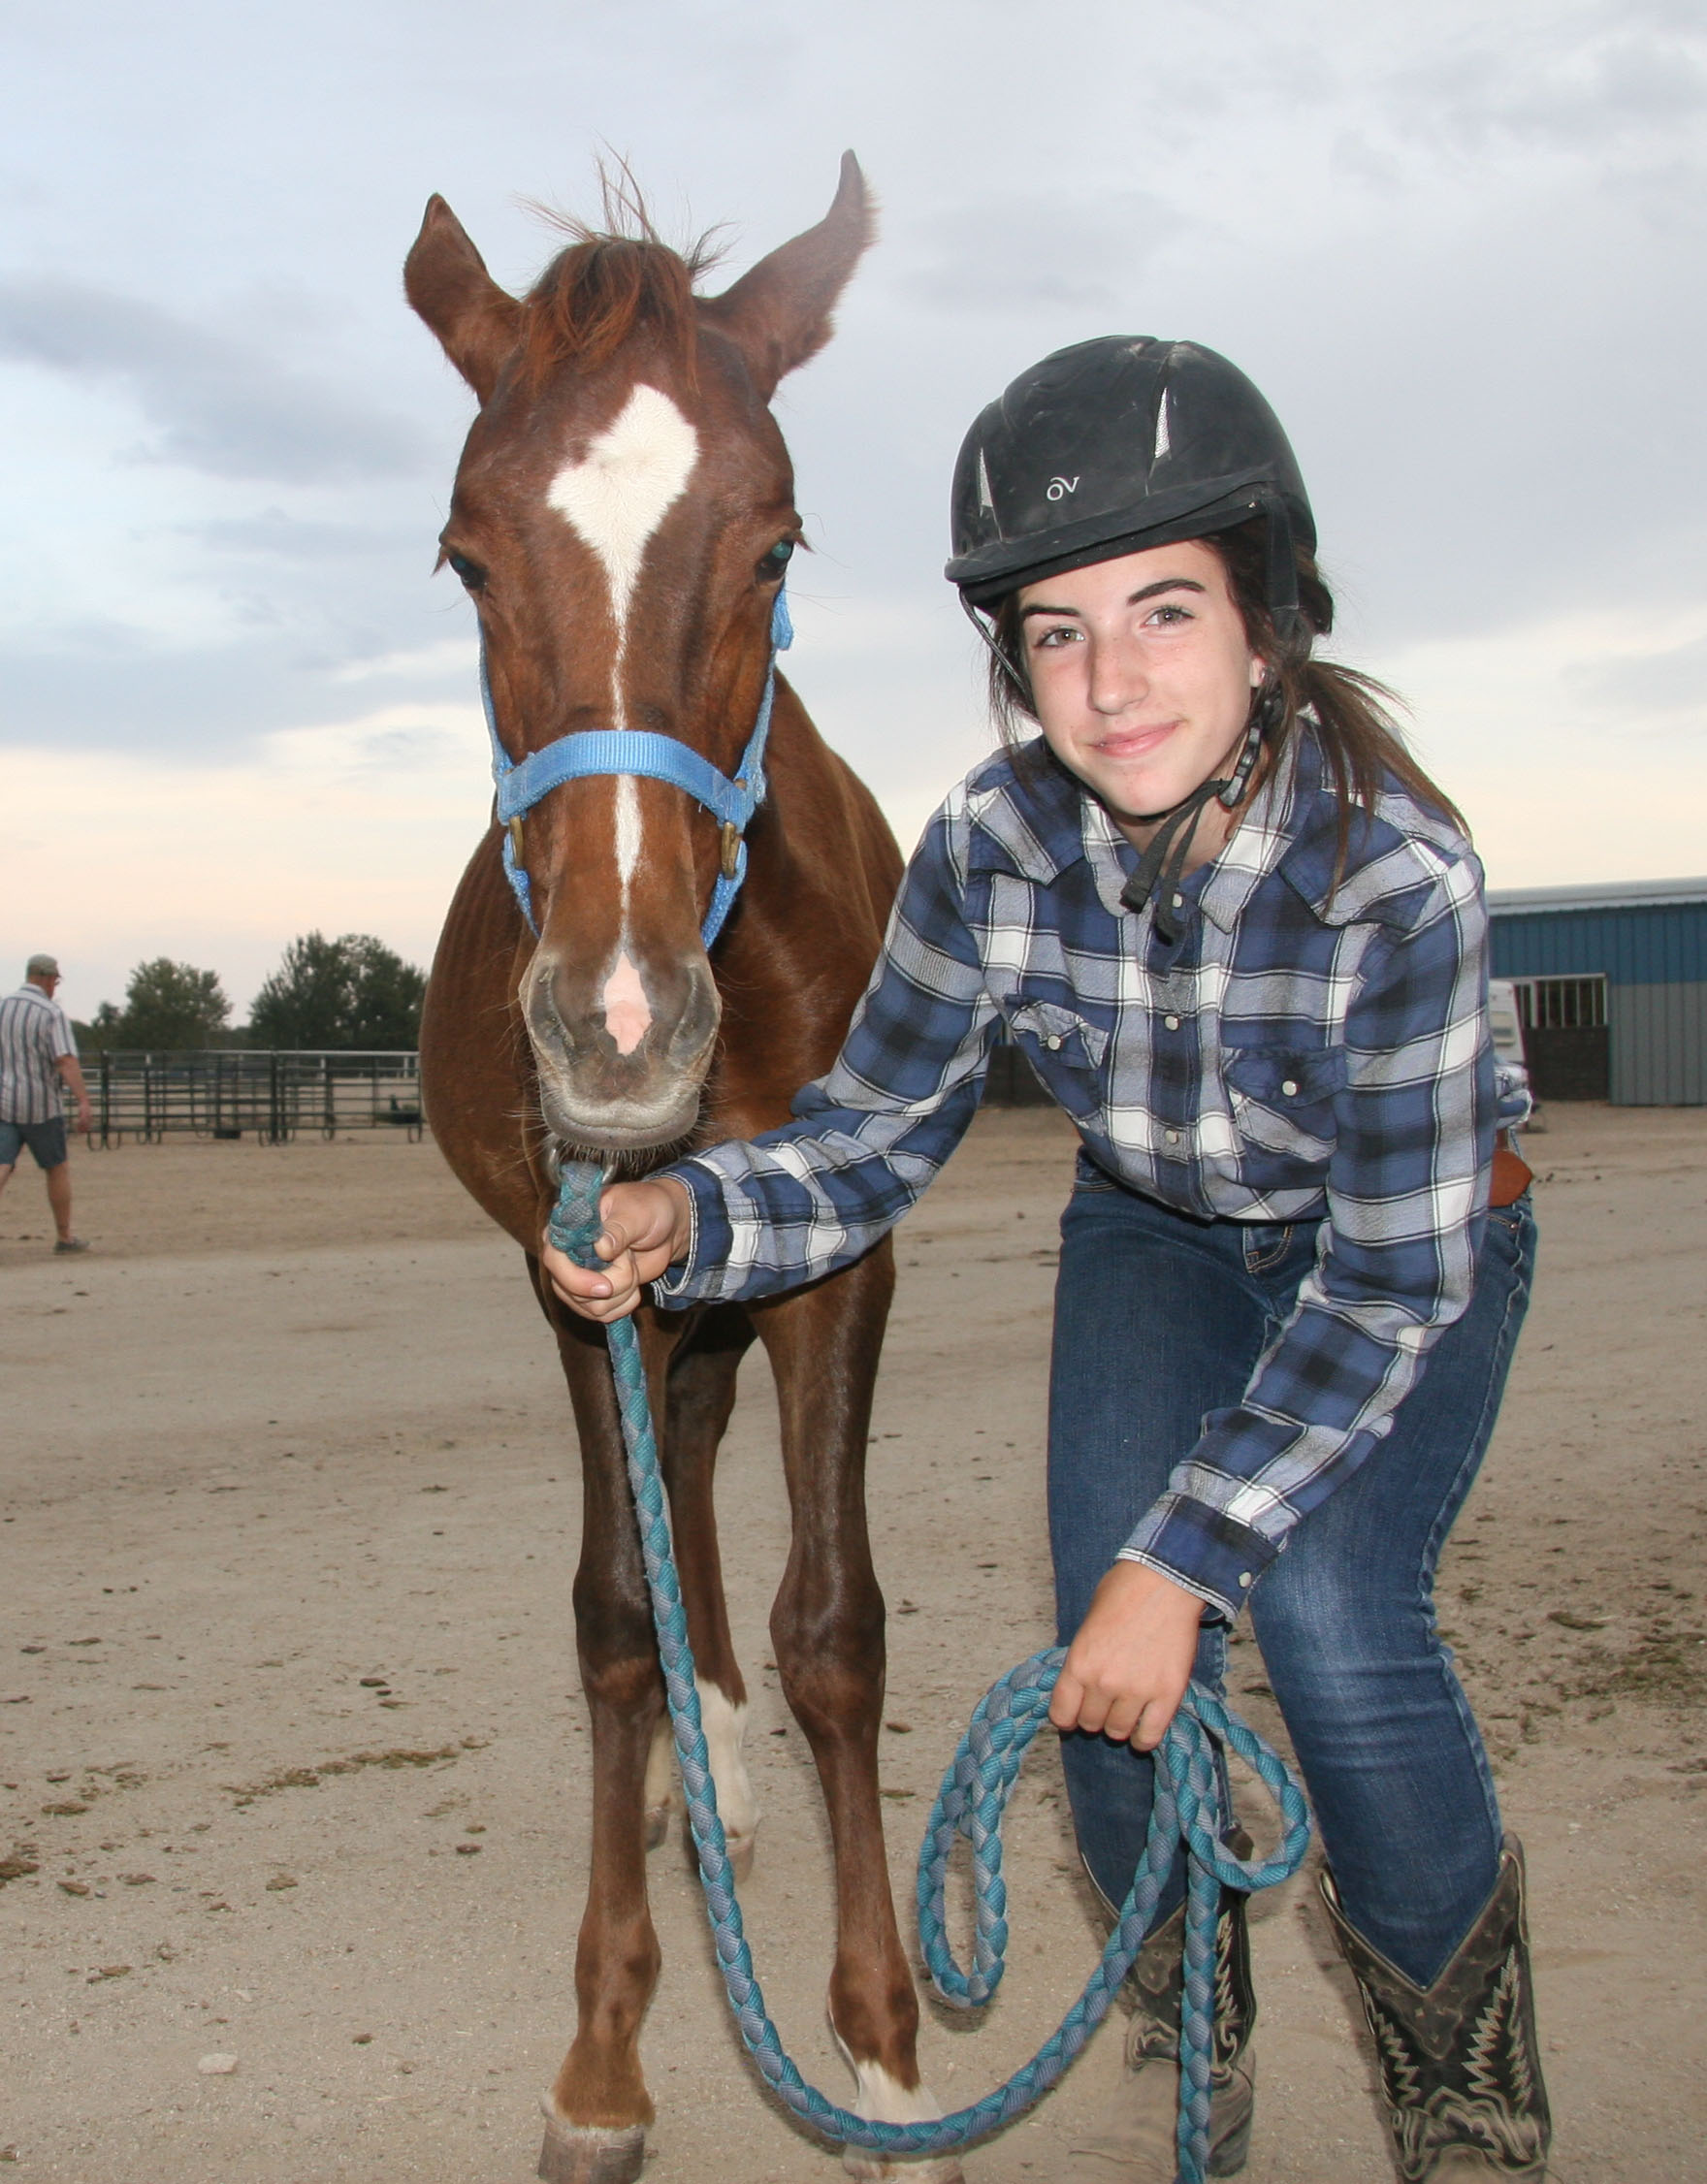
1018, 576, 1208, 621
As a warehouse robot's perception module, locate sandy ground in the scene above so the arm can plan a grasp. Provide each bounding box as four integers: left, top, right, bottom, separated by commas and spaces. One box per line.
2, 1104, 1703, 2183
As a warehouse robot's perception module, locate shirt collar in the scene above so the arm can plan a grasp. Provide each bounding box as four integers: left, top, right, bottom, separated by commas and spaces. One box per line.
963, 741, 1091, 885
961, 722, 1409, 934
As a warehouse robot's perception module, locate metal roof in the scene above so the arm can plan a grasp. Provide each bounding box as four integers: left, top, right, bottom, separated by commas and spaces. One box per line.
1487, 877, 1707, 915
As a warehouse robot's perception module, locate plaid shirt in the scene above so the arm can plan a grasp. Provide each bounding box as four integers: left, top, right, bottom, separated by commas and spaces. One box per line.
660, 726, 1520, 1619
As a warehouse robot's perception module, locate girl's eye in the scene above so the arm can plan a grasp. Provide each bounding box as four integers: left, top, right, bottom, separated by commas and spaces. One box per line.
757, 537, 795, 583
1031, 623, 1080, 650
1146, 603, 1192, 627
445, 550, 486, 592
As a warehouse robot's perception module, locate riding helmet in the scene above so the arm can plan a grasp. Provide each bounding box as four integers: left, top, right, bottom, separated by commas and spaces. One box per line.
945, 337, 1315, 634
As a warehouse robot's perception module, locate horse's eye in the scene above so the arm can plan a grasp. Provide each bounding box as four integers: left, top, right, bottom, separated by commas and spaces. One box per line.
445, 550, 486, 592
757, 537, 794, 583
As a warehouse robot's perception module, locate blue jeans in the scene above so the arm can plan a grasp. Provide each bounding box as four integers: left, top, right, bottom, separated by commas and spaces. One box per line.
1048, 1157, 1534, 1988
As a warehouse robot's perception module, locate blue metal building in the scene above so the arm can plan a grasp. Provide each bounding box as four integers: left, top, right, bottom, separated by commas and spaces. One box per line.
1487, 877, 1707, 1106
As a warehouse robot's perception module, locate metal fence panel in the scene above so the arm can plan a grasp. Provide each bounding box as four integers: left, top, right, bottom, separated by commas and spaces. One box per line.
79, 1051, 425, 1144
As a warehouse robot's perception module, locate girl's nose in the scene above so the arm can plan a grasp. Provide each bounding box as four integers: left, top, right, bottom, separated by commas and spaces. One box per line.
1086, 630, 1148, 716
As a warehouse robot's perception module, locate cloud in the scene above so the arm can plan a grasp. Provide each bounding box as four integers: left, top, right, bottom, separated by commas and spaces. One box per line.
1385, 16, 1707, 158
0, 276, 428, 482
894, 190, 1187, 316
0, 612, 472, 759
1373, 601, 1707, 886
182, 507, 415, 559
0, 707, 491, 1016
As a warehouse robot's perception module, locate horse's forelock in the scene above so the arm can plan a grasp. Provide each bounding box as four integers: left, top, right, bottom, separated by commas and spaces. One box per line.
519, 233, 719, 395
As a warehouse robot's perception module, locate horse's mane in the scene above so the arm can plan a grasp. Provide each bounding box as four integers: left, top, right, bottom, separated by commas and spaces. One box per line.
520, 166, 725, 390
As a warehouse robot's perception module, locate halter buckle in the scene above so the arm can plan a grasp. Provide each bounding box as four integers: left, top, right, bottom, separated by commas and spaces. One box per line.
508, 816, 525, 864
719, 820, 741, 882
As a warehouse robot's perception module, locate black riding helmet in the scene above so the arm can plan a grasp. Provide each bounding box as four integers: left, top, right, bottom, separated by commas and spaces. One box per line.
945, 336, 1315, 635
946, 337, 1318, 940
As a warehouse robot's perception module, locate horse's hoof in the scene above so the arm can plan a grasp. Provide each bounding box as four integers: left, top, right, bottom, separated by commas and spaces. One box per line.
537, 2110, 646, 2184
842, 2154, 964, 2183
643, 1802, 670, 1850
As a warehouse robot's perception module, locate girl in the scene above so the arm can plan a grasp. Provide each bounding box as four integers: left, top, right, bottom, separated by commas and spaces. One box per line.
546, 337, 1549, 2183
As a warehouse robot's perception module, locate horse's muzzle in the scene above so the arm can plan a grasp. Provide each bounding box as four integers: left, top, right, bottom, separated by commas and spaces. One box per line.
525, 947, 720, 1152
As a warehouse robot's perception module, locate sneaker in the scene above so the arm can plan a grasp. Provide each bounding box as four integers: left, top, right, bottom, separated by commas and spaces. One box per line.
53, 1237, 90, 1254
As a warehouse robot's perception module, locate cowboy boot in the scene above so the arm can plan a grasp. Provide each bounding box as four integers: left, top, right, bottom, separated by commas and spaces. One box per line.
1320, 1835, 1551, 2181
1067, 1891, 1257, 2178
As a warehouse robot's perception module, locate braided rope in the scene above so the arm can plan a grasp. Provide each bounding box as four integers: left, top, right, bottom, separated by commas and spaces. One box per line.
550, 1162, 1311, 2181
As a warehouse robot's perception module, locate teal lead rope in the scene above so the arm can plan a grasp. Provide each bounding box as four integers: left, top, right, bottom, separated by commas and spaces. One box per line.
549, 1162, 1311, 2183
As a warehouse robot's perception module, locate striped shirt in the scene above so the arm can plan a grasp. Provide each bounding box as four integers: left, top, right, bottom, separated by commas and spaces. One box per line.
0, 984, 77, 1125
658, 726, 1523, 1619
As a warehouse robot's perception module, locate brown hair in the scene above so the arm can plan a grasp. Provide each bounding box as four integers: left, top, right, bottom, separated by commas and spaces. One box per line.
517, 165, 725, 394
984, 520, 1464, 872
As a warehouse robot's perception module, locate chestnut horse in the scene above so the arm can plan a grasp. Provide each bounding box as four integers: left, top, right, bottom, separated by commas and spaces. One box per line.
405, 160, 959, 2184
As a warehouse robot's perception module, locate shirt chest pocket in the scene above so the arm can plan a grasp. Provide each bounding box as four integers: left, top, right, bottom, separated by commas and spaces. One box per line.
1006, 999, 1109, 1122
1222, 1044, 1346, 1163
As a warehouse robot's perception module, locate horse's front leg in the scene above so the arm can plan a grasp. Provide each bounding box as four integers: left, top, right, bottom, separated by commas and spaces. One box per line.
753, 1243, 964, 2184
535, 1291, 684, 2184
647, 1305, 762, 1872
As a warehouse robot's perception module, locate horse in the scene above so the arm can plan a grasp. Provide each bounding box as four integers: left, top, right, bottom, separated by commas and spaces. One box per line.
405, 158, 961, 2184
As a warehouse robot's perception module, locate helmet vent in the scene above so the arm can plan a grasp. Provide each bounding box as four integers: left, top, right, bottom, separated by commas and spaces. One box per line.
1152, 389, 1172, 465
976, 446, 995, 514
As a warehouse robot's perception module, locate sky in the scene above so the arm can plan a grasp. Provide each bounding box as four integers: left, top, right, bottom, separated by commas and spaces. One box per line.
1, 0, 1702, 1021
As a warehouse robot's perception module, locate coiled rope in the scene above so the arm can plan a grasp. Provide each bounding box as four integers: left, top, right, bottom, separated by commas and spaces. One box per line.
550, 1161, 1311, 2183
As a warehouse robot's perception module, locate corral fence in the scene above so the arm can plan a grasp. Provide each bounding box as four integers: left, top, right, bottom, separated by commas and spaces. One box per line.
82, 1050, 424, 1146
80, 1033, 1045, 1147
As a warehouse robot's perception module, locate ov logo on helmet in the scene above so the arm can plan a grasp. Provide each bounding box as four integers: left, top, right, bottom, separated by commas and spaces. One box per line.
1046, 475, 1080, 500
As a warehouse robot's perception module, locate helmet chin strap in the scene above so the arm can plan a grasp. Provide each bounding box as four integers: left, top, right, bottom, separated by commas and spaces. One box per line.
960, 592, 1032, 700
1118, 681, 1280, 943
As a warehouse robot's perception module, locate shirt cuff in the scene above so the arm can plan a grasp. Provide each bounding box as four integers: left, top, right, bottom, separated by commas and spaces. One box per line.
1119, 1494, 1280, 1622
646, 1158, 724, 1308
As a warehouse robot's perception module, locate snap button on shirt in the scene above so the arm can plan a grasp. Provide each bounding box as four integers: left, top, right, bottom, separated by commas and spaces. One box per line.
1165, 1129, 1182, 1147
1164, 1014, 1180, 1031
1044, 1034, 1063, 1050
1281, 1078, 1299, 1097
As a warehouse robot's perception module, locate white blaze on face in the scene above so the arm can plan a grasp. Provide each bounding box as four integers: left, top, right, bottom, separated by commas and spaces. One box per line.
546, 382, 699, 929
547, 383, 699, 627
600, 949, 651, 1057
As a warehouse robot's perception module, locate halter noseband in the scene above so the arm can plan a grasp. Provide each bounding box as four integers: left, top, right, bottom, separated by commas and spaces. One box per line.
480, 586, 793, 948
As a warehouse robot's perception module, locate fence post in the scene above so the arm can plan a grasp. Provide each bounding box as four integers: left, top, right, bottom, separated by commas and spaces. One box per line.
269, 1051, 282, 1145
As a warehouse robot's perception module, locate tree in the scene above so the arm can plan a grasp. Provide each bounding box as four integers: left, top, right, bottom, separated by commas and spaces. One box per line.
107, 959, 231, 1049
246, 932, 427, 1049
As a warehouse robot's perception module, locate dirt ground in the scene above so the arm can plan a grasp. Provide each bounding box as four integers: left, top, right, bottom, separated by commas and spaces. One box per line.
2, 1103, 1703, 2183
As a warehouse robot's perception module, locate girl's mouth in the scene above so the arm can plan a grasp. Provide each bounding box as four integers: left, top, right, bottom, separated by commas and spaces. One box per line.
1093, 720, 1178, 760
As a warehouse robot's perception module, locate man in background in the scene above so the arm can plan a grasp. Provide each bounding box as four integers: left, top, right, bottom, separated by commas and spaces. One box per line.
0, 954, 93, 1254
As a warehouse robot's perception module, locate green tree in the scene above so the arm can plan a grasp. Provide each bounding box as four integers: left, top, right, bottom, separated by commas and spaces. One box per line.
246, 932, 427, 1049
111, 959, 231, 1049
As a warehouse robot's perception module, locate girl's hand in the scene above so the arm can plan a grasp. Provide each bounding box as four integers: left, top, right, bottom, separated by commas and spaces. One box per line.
1049, 1559, 1206, 1752
541, 1178, 693, 1322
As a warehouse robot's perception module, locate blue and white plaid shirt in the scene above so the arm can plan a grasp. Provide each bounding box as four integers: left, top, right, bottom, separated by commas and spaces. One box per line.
660, 726, 1521, 1618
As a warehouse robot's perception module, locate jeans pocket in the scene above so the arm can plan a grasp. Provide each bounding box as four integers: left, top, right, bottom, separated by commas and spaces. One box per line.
1241, 1222, 1295, 1274
1073, 1149, 1122, 1195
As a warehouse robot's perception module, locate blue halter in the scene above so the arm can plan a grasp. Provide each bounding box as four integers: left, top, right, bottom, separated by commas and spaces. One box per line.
480, 587, 793, 948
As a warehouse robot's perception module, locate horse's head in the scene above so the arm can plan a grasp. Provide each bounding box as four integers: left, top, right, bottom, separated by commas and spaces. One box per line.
406, 159, 873, 1156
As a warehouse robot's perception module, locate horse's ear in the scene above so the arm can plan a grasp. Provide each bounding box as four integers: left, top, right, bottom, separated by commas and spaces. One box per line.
699, 153, 874, 401
404, 196, 524, 402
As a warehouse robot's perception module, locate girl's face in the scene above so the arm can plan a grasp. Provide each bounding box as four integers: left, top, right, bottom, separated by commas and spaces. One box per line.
1015, 539, 1264, 836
